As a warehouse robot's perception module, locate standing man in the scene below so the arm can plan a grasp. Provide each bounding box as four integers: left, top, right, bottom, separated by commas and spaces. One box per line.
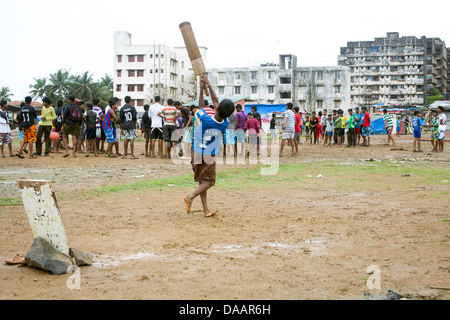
361, 106, 371, 147
437, 106, 447, 153
62, 95, 83, 158
92, 98, 104, 153
309, 111, 319, 145
235, 104, 248, 157
293, 106, 302, 154
279, 103, 296, 157
382, 108, 395, 146
321, 109, 328, 145
53, 100, 64, 153
159, 99, 180, 158
103, 98, 120, 157
251, 105, 262, 154
17, 96, 38, 158
36, 97, 56, 157
120, 96, 138, 159
141, 104, 152, 157
149, 96, 164, 158
0, 100, 13, 157
346, 108, 357, 147
354, 107, 363, 145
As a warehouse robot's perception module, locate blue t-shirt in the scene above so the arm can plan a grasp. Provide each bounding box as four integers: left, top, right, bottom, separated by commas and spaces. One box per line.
356, 113, 363, 128
412, 116, 421, 131
193, 109, 229, 156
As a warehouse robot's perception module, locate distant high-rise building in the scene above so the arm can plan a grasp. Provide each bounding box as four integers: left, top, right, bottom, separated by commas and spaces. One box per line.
113, 31, 206, 108
338, 32, 449, 107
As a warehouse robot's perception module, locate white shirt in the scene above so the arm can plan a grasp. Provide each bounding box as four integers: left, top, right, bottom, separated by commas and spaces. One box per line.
438, 113, 447, 131
149, 103, 164, 128
0, 110, 11, 134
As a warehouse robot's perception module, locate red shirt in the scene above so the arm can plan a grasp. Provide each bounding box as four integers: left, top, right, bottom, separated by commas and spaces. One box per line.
204, 106, 215, 117
363, 112, 371, 127
244, 117, 260, 134
295, 113, 302, 133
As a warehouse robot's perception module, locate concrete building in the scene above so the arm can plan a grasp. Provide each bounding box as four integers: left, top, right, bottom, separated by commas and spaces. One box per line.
206, 54, 350, 113
338, 32, 449, 107
113, 31, 206, 108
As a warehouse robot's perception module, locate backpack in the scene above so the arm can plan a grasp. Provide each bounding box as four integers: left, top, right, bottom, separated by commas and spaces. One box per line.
69, 104, 83, 122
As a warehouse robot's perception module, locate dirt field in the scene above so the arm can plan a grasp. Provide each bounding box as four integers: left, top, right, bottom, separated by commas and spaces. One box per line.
1, 133, 449, 300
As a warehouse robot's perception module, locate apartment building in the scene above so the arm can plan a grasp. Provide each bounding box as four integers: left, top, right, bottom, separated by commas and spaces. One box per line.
338, 32, 449, 107
113, 31, 206, 107
206, 54, 350, 113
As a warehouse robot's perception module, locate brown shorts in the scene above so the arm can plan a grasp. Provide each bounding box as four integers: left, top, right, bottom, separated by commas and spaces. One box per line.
23, 125, 37, 143
64, 124, 80, 137
191, 151, 217, 186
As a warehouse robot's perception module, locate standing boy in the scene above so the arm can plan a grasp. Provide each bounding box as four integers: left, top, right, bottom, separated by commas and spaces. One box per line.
346, 109, 357, 147
149, 96, 164, 158
103, 98, 120, 157
36, 97, 56, 157
159, 99, 180, 158
383, 109, 395, 146
437, 106, 446, 153
17, 97, 38, 158
85, 103, 99, 157
354, 107, 362, 145
324, 114, 333, 146
334, 110, 343, 146
62, 95, 83, 158
0, 101, 13, 157
141, 104, 152, 157
361, 106, 371, 147
244, 112, 260, 159
53, 100, 64, 153
293, 106, 302, 154
279, 103, 296, 156
120, 96, 138, 159
235, 104, 248, 156
184, 76, 234, 218
412, 111, 422, 152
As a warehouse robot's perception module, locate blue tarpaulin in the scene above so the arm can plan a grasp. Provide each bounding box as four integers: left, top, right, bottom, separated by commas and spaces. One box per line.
244, 104, 287, 115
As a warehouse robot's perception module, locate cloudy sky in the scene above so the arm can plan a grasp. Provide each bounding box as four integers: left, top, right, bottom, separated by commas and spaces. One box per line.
2, 0, 449, 101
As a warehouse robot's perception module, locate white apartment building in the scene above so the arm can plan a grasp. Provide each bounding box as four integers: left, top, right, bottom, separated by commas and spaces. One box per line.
206, 54, 351, 112
113, 31, 207, 108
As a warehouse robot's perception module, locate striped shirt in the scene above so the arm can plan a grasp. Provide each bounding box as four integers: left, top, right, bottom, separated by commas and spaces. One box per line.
162, 106, 178, 126
103, 108, 114, 130
284, 109, 296, 132
204, 106, 215, 117
384, 113, 394, 128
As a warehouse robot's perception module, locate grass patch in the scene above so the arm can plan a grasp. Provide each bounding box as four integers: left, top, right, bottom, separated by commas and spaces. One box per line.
0, 197, 22, 206
87, 161, 450, 196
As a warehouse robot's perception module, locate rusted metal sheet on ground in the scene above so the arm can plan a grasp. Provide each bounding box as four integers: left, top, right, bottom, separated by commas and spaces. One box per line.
17, 180, 70, 256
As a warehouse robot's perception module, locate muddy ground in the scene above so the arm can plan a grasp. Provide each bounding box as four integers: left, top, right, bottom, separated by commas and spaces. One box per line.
0, 133, 449, 300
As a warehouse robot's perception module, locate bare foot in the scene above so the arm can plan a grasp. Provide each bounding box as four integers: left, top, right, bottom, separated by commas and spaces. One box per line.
204, 210, 218, 218
184, 195, 193, 214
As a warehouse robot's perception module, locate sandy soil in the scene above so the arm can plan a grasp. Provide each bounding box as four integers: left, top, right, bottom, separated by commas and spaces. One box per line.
0, 134, 449, 300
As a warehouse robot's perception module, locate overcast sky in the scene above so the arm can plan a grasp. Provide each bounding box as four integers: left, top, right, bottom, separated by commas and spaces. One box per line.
2, 0, 450, 101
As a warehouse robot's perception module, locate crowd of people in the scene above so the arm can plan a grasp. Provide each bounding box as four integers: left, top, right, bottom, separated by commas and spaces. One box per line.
0, 93, 447, 159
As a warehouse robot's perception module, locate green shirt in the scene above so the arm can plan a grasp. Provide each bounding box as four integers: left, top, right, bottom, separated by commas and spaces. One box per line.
334, 116, 342, 129
384, 113, 393, 128
347, 114, 357, 129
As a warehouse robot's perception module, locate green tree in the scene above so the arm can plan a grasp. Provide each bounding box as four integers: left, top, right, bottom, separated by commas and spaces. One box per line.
28, 78, 47, 101
47, 69, 71, 103
426, 87, 443, 105
71, 71, 95, 102
0, 86, 13, 102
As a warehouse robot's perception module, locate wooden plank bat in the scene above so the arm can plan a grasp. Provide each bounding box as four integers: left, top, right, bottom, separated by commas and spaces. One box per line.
179, 21, 209, 96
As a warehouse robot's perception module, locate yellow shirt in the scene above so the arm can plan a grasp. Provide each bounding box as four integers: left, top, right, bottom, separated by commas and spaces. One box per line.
40, 106, 56, 126
342, 116, 348, 129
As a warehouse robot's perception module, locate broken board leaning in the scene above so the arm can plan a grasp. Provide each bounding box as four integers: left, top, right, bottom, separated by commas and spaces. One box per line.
17, 180, 70, 256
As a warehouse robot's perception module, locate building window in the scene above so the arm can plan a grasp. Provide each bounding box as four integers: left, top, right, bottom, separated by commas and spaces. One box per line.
335, 70, 341, 79
234, 72, 241, 80
251, 71, 257, 80
137, 55, 144, 62
268, 86, 275, 94
316, 71, 324, 80
218, 72, 225, 81
316, 100, 323, 109
150, 69, 153, 74
137, 85, 144, 92
251, 86, 258, 94
161, 54, 164, 58
128, 55, 135, 62
219, 86, 225, 94
137, 70, 144, 77
117, 55, 122, 63
128, 70, 135, 77
161, 69, 164, 74
116, 84, 121, 92
334, 100, 341, 108
280, 92, 291, 99
181, 61, 184, 69
299, 71, 306, 79
128, 85, 135, 92
117, 70, 122, 77
268, 71, 274, 79
280, 77, 291, 84
136, 99, 144, 107
234, 86, 241, 95
335, 86, 341, 93
150, 54, 153, 59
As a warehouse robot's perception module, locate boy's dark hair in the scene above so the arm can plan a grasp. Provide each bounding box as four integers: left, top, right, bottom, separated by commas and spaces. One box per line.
67, 95, 75, 102
294, 106, 300, 113
236, 104, 242, 111
42, 97, 51, 104
124, 96, 131, 104
108, 98, 116, 107
383, 108, 388, 113
348, 109, 353, 113
155, 96, 161, 102
25, 96, 32, 104
93, 98, 100, 105
414, 111, 420, 116
174, 101, 181, 107
338, 110, 343, 115
318, 111, 322, 117
78, 100, 85, 106
272, 113, 276, 118
217, 99, 235, 119
58, 100, 64, 107
251, 105, 257, 111
190, 105, 197, 112
167, 99, 173, 105
86, 103, 93, 109
438, 106, 444, 112
287, 103, 293, 109
1, 100, 8, 107
144, 104, 150, 111
204, 99, 209, 106
20, 102, 25, 108
247, 112, 253, 117
361, 106, 367, 111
